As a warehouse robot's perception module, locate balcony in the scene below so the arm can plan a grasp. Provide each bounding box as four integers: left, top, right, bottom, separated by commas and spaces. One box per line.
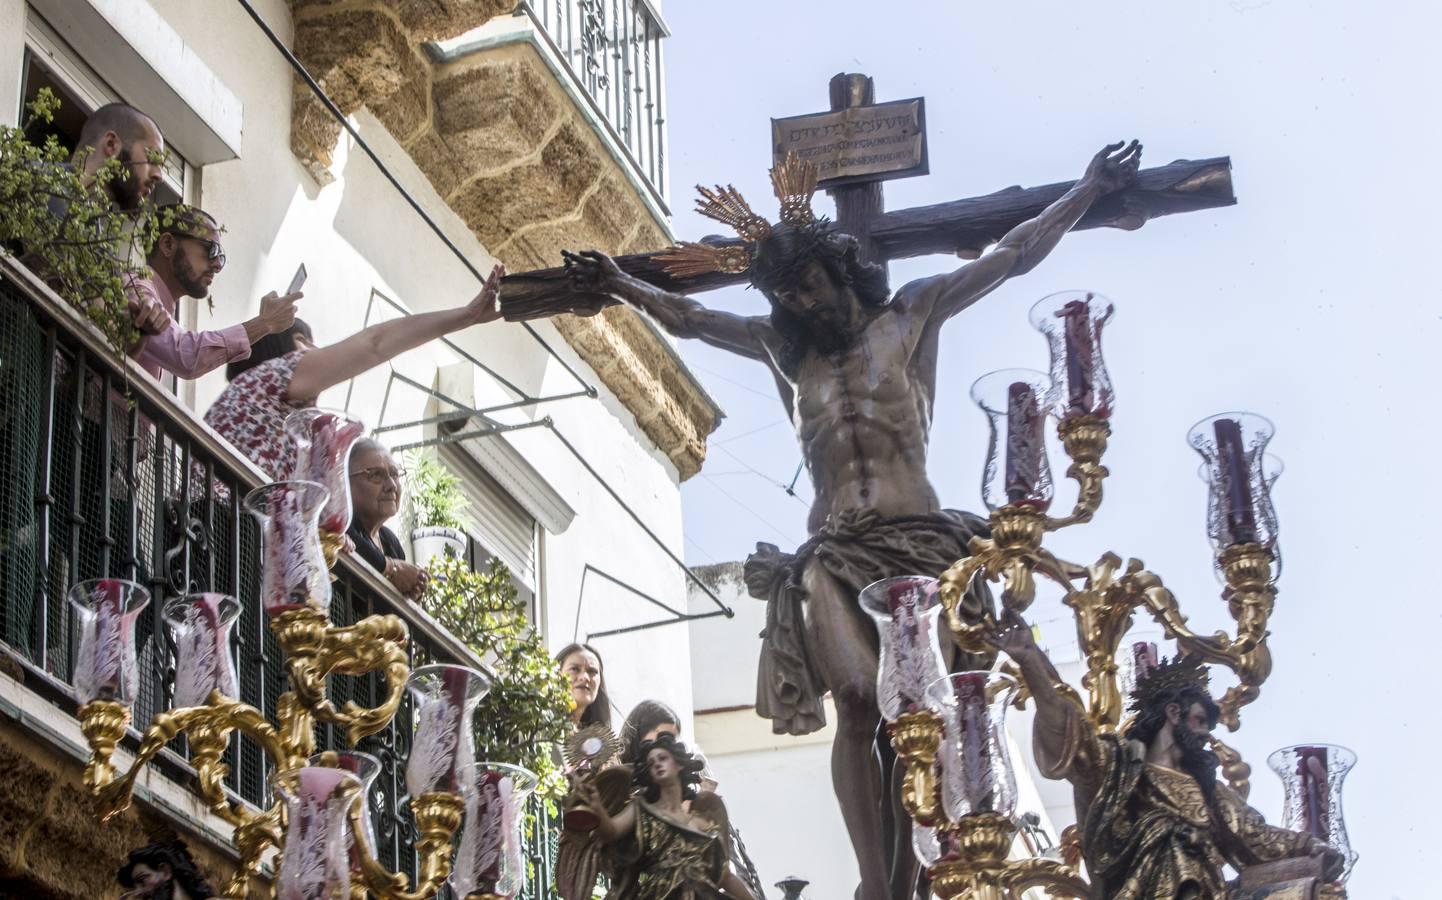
0, 255, 558, 897
287, 0, 718, 479
482, 0, 668, 208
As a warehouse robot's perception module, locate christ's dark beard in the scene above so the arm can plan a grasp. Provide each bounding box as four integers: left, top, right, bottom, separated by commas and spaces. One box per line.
771, 303, 853, 367
1174, 724, 1220, 802
800, 313, 850, 355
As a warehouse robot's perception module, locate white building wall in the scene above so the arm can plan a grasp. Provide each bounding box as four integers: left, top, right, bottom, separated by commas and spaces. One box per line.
1, 0, 697, 728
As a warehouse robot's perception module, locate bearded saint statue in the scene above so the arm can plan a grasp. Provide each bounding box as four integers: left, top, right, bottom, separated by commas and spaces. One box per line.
996, 611, 1343, 898
116, 840, 216, 900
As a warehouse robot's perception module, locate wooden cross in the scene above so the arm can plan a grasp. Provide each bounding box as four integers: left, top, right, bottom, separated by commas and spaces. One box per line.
500, 73, 1235, 319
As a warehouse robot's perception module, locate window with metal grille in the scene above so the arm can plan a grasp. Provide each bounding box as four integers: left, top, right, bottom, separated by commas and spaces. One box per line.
437, 443, 540, 624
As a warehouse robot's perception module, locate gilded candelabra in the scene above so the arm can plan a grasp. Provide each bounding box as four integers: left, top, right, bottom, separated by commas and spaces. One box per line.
80, 606, 460, 898
73, 410, 514, 899
76, 548, 463, 898
871, 292, 1353, 899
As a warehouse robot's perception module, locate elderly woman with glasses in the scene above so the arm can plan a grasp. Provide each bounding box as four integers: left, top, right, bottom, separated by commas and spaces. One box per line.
345, 437, 427, 599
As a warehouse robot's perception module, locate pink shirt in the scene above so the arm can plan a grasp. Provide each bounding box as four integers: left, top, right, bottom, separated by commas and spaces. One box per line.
129, 273, 251, 379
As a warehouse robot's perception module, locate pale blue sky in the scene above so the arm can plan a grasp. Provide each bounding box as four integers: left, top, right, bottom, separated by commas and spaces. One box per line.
662, 1, 1438, 896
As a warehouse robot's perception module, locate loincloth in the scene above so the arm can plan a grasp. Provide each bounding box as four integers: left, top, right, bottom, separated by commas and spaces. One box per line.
744, 508, 994, 736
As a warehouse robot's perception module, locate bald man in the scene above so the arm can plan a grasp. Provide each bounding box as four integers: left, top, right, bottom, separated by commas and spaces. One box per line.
52, 104, 172, 344
72, 102, 165, 211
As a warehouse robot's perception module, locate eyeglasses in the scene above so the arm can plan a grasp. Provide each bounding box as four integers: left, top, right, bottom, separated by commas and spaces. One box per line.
350, 466, 406, 485
182, 235, 226, 268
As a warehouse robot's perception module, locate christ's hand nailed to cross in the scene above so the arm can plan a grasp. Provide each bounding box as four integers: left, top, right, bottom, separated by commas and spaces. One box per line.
1080, 140, 1143, 195
562, 249, 625, 297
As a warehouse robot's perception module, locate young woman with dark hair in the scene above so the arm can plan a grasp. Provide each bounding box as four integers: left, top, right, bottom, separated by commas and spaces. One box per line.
620, 698, 680, 764
555, 642, 612, 730
224, 317, 313, 382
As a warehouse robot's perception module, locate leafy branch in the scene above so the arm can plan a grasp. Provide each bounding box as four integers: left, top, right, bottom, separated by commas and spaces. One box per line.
405, 451, 469, 531
0, 90, 179, 359
421, 556, 573, 802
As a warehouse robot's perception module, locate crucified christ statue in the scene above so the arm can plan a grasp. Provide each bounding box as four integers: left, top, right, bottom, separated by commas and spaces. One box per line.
562, 140, 1142, 900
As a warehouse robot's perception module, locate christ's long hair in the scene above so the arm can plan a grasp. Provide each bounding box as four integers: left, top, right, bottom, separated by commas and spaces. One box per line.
749, 222, 890, 377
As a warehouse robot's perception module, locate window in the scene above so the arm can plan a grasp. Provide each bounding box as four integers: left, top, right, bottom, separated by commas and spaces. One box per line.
439, 444, 540, 623
17, 15, 191, 205
15, 14, 199, 398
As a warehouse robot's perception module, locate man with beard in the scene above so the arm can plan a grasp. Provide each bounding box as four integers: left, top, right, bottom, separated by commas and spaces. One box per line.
130, 205, 302, 380
116, 840, 216, 899
563, 140, 1141, 900
995, 610, 1342, 898
72, 102, 167, 214
16, 103, 171, 342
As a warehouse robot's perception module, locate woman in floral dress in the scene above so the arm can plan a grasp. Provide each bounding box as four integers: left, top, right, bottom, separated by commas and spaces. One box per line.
205, 264, 503, 479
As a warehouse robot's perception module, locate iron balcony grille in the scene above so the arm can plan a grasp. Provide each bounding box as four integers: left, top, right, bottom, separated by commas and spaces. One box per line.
0, 257, 559, 898
518, 0, 669, 207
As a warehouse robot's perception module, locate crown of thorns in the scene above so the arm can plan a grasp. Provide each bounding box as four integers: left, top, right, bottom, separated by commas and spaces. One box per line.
1128, 654, 1210, 713
655, 152, 820, 278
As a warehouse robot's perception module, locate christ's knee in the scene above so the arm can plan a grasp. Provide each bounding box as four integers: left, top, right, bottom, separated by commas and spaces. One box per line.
832, 678, 878, 732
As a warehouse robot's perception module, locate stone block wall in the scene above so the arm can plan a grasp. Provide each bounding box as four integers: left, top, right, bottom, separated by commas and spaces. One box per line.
0, 722, 250, 899
287, 0, 717, 478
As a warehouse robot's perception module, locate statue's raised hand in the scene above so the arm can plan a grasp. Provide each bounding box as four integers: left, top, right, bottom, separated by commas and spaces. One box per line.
993, 608, 1041, 663
562, 249, 625, 297
1081, 140, 1142, 195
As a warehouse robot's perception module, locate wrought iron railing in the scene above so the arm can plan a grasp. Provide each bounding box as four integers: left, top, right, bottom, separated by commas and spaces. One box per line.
0, 256, 560, 897
518, 0, 669, 205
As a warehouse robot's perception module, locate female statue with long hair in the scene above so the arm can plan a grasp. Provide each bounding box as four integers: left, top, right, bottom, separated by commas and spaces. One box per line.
572, 733, 756, 900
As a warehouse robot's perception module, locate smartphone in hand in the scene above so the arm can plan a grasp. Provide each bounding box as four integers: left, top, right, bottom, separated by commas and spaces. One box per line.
287, 263, 308, 296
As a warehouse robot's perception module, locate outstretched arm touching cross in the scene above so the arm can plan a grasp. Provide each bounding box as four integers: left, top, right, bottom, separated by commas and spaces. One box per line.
286, 263, 504, 402
922, 140, 1142, 323
563, 249, 774, 362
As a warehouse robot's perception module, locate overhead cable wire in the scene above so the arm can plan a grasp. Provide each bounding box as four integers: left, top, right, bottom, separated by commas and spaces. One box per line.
690, 363, 780, 401
698, 474, 805, 547
233, 0, 594, 395
710, 443, 811, 507
236, 0, 733, 622
714, 419, 789, 445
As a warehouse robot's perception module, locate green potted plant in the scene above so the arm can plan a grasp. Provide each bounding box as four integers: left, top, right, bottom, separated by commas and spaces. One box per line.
406, 452, 469, 566
421, 556, 573, 866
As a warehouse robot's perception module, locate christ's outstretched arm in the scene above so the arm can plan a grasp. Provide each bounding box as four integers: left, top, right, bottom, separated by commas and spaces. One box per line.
563, 249, 775, 362
919, 141, 1142, 324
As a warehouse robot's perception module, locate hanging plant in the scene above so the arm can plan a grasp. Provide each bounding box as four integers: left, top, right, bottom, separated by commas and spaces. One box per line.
405, 452, 471, 566
0, 90, 179, 359
405, 451, 470, 530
